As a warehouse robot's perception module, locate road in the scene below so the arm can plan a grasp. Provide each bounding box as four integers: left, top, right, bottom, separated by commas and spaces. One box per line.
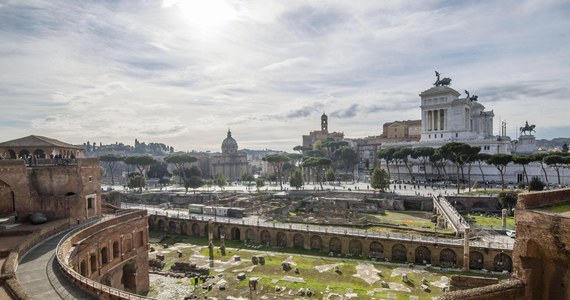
17, 230, 96, 300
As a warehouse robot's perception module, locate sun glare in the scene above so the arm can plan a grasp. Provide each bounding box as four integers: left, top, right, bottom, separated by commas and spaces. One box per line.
176, 0, 236, 30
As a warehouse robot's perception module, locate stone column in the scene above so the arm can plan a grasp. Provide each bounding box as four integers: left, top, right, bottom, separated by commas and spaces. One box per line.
463, 228, 470, 270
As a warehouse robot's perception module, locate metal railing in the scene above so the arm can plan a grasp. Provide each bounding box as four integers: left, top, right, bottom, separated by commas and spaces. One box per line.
127, 203, 513, 250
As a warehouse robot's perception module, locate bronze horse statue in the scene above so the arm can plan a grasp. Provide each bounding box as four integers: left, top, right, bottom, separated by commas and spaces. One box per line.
520, 121, 536, 135
434, 71, 452, 86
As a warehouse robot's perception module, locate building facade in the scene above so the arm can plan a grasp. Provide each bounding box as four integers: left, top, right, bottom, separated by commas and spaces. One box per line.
208, 130, 249, 180
0, 136, 100, 222
302, 113, 344, 149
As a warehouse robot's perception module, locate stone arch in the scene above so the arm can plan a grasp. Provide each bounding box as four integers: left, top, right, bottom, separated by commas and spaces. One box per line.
349, 239, 362, 256
33, 149, 46, 158
415, 246, 431, 264
439, 248, 457, 268
8, 150, 16, 159
89, 253, 97, 273
168, 220, 177, 233
121, 263, 137, 292
157, 219, 166, 231
180, 222, 188, 235
276, 231, 287, 247
260, 230, 271, 245
191, 223, 200, 236
245, 229, 255, 242
293, 233, 305, 248
112, 241, 120, 259
218, 226, 226, 238
471, 201, 487, 211
329, 237, 342, 253
493, 252, 513, 272
470, 251, 484, 270
369, 241, 384, 260
310, 235, 322, 250
18, 149, 29, 159
80, 259, 87, 276
230, 227, 241, 240
391, 244, 407, 263
101, 247, 109, 265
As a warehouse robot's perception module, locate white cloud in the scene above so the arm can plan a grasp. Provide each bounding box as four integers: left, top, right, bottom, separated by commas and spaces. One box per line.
0, 0, 569, 151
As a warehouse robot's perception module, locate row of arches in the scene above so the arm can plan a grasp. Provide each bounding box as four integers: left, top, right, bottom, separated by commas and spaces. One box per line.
78, 231, 146, 278
2, 148, 78, 159
149, 218, 513, 272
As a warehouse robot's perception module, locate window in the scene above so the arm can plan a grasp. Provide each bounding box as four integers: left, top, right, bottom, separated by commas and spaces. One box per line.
88, 176, 92, 182
455, 133, 458, 138
87, 197, 94, 209
90, 254, 97, 273
441, 134, 443, 138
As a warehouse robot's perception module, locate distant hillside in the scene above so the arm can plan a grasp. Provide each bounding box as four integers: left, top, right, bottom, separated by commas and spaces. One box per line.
535, 138, 570, 149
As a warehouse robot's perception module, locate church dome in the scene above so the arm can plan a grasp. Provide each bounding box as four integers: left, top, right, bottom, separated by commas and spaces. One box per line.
221, 130, 238, 154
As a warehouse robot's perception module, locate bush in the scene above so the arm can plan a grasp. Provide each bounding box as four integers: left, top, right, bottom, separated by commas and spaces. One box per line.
529, 176, 545, 191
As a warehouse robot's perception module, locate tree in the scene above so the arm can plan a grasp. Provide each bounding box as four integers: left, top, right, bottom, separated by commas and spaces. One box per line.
289, 169, 303, 190
512, 154, 533, 185
185, 176, 203, 193
215, 173, 227, 190
315, 138, 348, 159
325, 168, 336, 182
333, 146, 358, 174
485, 154, 512, 190
562, 143, 569, 153
147, 161, 171, 179
127, 175, 146, 191
123, 155, 156, 191
182, 166, 202, 194
377, 148, 397, 179
99, 154, 123, 185
263, 154, 291, 190
497, 191, 519, 215
370, 168, 390, 192
530, 153, 549, 184
411, 147, 434, 182
464, 146, 481, 192
255, 178, 265, 192
438, 142, 474, 192
543, 155, 569, 185
394, 147, 414, 181
528, 176, 545, 191
429, 151, 447, 180
165, 153, 198, 184
302, 157, 332, 190
293, 145, 311, 153
241, 172, 255, 183
475, 153, 492, 190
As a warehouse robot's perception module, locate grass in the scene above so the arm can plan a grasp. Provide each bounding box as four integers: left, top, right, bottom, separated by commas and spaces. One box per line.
540, 202, 570, 213
463, 213, 515, 230
360, 211, 454, 234
148, 232, 509, 299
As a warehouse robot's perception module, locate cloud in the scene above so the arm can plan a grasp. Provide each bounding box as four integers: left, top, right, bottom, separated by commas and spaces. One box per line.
0, 0, 569, 150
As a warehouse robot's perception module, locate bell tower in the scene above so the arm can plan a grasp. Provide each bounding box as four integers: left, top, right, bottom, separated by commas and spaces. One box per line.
321, 113, 328, 133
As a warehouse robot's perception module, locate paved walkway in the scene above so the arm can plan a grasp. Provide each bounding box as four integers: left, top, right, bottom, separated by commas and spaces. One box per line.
17, 230, 96, 300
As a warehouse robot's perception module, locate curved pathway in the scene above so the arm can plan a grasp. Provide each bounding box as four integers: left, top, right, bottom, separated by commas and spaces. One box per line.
17, 230, 96, 300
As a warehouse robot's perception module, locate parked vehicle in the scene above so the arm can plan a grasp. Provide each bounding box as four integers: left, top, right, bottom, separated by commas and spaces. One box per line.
506, 230, 516, 238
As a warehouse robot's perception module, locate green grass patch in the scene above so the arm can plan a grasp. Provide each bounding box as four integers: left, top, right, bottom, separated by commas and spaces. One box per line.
464, 213, 515, 230
540, 201, 570, 213
149, 231, 509, 299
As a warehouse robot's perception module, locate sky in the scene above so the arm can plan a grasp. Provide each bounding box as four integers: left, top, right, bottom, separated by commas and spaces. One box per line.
0, 0, 569, 152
